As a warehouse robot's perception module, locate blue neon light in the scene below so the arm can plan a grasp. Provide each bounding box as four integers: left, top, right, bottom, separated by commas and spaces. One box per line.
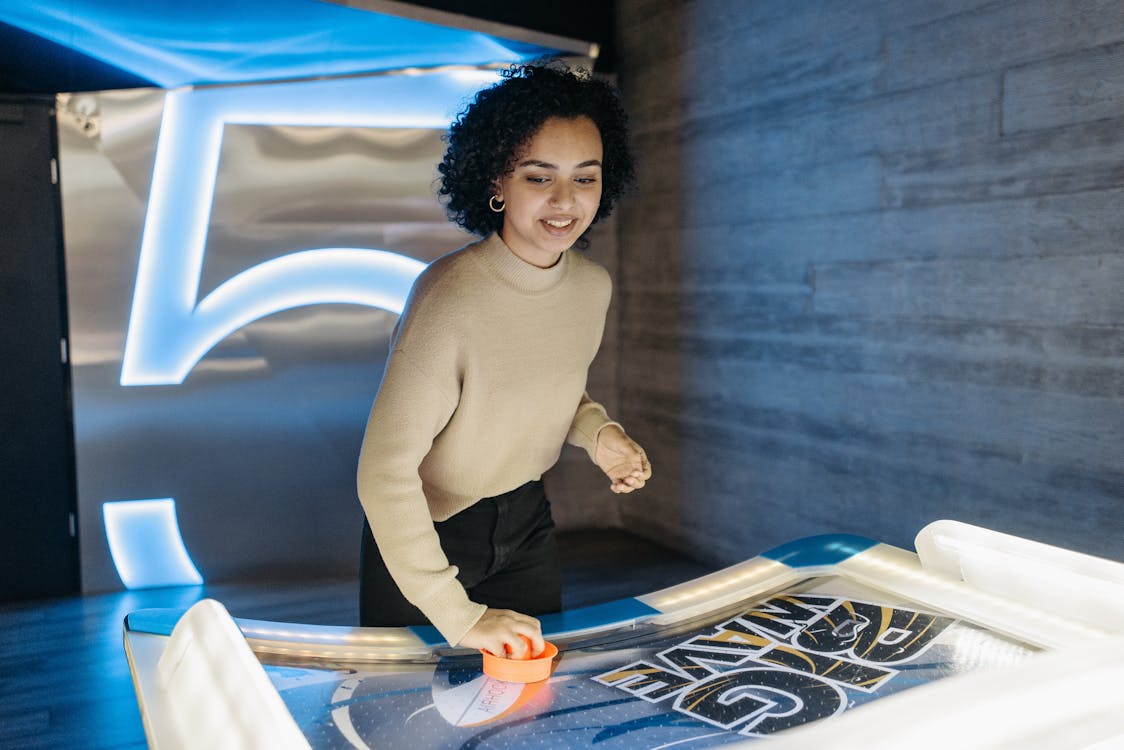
119, 72, 498, 385
0, 0, 559, 88
103, 499, 204, 588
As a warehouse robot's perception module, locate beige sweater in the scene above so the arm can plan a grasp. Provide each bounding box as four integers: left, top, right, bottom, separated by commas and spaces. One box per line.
356, 233, 616, 644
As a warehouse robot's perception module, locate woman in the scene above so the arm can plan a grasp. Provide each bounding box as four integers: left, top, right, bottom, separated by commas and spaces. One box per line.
357, 63, 650, 659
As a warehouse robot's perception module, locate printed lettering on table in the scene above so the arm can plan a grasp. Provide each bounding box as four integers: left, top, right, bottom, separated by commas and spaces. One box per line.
594, 594, 954, 738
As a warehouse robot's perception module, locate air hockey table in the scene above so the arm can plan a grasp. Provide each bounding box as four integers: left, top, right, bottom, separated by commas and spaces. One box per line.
123, 520, 1124, 749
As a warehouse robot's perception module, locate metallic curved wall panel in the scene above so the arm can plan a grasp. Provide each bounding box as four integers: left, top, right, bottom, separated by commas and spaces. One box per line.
58, 74, 479, 592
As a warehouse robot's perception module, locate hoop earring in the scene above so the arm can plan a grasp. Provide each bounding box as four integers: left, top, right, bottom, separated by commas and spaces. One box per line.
489, 195, 505, 213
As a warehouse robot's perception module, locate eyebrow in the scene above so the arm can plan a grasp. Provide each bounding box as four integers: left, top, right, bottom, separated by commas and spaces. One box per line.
517, 159, 603, 169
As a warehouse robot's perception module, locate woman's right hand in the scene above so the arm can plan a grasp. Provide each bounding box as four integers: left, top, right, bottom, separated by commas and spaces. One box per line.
458, 608, 544, 659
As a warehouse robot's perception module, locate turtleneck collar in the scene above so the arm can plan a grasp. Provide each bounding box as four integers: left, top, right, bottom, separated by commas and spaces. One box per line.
473, 233, 570, 293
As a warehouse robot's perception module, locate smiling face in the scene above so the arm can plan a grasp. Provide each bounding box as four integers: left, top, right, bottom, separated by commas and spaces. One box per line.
494, 116, 604, 268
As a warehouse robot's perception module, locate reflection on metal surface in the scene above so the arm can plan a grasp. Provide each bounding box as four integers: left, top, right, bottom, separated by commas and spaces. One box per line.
59, 78, 474, 592
120, 73, 494, 386
103, 499, 203, 588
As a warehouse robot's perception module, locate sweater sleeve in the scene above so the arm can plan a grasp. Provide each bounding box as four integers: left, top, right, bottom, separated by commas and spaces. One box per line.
356, 347, 487, 645
566, 391, 620, 462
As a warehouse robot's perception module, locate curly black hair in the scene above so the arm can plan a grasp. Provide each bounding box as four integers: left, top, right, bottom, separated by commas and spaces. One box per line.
437, 62, 635, 247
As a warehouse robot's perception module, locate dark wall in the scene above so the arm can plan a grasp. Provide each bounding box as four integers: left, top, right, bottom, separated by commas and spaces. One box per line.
0, 97, 79, 600
0, 21, 155, 95
614, 0, 1124, 564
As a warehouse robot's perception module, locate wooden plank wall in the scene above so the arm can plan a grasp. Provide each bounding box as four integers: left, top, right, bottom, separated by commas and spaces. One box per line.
613, 0, 1124, 564
545, 217, 625, 531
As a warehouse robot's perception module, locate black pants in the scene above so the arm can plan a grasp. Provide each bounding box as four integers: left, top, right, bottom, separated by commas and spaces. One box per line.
359, 479, 562, 627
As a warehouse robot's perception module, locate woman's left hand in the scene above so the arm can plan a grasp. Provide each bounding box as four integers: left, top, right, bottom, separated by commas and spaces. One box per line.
594, 425, 651, 494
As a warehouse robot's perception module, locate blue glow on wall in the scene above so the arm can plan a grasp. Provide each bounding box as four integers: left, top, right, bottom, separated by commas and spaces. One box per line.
119, 71, 497, 386
103, 499, 204, 588
0, 0, 550, 88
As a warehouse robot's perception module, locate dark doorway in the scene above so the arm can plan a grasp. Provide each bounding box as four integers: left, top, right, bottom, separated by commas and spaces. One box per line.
0, 97, 79, 601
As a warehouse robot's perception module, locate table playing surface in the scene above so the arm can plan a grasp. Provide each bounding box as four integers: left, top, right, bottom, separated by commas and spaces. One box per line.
259, 575, 1036, 748
127, 527, 1121, 749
